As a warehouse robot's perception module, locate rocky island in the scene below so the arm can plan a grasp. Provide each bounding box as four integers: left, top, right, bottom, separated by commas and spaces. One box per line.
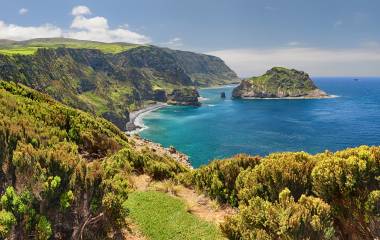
167, 88, 201, 106
232, 67, 329, 99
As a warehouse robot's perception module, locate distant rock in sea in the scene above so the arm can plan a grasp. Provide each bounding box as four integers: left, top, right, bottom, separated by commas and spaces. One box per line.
232, 67, 329, 99
167, 88, 201, 106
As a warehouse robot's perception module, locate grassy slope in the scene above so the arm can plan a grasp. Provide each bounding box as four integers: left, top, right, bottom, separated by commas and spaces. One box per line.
0, 38, 140, 55
126, 191, 223, 240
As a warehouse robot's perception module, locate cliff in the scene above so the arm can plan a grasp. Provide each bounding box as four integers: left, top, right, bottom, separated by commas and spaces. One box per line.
232, 67, 328, 99
0, 38, 238, 130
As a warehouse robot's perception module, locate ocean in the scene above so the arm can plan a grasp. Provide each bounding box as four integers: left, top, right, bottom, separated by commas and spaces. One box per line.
140, 77, 380, 167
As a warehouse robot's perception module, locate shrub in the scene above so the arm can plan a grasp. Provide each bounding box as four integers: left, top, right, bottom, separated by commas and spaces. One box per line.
222, 189, 334, 240
191, 154, 261, 206
237, 151, 316, 204
35, 215, 52, 240
0, 210, 16, 238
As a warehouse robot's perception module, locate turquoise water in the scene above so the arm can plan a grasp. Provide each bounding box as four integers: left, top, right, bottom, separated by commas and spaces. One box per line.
141, 78, 380, 167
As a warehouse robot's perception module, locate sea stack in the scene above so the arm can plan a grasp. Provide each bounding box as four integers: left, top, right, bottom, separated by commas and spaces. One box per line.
167, 88, 201, 106
232, 67, 329, 99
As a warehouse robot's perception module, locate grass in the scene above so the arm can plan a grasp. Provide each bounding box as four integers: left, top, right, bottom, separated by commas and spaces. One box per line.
0, 38, 141, 55
78, 92, 109, 114
125, 191, 224, 240
0, 47, 38, 55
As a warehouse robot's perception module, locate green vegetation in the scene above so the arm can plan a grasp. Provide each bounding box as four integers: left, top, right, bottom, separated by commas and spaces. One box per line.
0, 42, 378, 239
0, 39, 238, 130
0, 81, 189, 239
181, 154, 261, 206
0, 38, 139, 55
189, 147, 380, 239
232, 67, 327, 98
125, 191, 223, 240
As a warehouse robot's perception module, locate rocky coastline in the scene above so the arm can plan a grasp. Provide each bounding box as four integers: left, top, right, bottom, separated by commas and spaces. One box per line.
130, 134, 192, 168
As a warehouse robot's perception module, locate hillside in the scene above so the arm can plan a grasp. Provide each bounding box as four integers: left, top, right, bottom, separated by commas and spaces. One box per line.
0, 81, 191, 239
0, 81, 379, 239
232, 67, 328, 99
0, 38, 239, 130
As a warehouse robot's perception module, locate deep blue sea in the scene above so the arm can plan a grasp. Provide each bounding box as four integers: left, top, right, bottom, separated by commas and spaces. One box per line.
140, 77, 380, 167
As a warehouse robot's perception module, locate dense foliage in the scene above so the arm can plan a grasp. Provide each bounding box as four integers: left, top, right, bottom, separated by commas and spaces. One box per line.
183, 154, 261, 206
190, 147, 380, 239
0, 81, 189, 239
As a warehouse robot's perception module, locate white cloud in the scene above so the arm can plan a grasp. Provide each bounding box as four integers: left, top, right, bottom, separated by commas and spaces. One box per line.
19, 8, 28, 16
208, 47, 380, 77
0, 21, 62, 41
66, 5, 150, 43
71, 5, 91, 16
0, 6, 150, 44
71, 16, 109, 30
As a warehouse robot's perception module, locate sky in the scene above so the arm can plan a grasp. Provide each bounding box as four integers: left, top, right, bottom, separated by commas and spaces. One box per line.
0, 0, 379, 77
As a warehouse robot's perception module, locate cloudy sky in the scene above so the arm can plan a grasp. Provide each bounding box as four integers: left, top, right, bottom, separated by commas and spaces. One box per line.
0, 0, 379, 77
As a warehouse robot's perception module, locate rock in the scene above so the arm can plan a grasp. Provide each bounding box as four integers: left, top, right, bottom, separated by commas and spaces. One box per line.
232, 67, 329, 99
153, 89, 167, 102
167, 88, 201, 106
168, 146, 177, 154
220, 92, 226, 98
101, 111, 129, 131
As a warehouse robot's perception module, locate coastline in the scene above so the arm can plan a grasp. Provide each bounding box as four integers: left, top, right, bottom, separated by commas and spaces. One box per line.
126, 102, 168, 134
238, 94, 338, 100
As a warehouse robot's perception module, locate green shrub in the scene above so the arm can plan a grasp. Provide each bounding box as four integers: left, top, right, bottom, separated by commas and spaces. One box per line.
35, 215, 52, 240
190, 154, 261, 206
218, 147, 380, 239
0, 210, 16, 238
237, 151, 316, 203
222, 188, 335, 240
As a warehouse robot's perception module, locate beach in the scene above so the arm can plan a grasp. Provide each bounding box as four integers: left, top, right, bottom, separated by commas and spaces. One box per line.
126, 102, 168, 134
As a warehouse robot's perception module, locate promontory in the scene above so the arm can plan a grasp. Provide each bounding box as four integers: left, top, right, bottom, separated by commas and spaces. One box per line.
232, 67, 329, 99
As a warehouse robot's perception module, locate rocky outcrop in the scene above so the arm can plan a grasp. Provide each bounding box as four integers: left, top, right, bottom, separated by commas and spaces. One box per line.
167, 88, 201, 106
232, 67, 329, 99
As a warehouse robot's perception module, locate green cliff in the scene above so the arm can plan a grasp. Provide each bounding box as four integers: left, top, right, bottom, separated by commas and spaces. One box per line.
0, 38, 238, 130
232, 67, 328, 99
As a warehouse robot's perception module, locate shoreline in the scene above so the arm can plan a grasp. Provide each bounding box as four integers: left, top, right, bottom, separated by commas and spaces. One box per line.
199, 83, 239, 90
238, 94, 338, 100
126, 102, 168, 134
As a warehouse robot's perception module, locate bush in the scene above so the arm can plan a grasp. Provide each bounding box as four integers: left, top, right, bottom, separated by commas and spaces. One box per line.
222, 189, 335, 240
190, 154, 261, 206
218, 147, 380, 239
35, 215, 52, 240
0, 210, 16, 238
237, 151, 316, 203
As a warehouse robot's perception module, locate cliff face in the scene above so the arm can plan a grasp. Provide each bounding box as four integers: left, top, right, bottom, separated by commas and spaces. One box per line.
0, 40, 238, 130
232, 67, 328, 99
167, 49, 240, 86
